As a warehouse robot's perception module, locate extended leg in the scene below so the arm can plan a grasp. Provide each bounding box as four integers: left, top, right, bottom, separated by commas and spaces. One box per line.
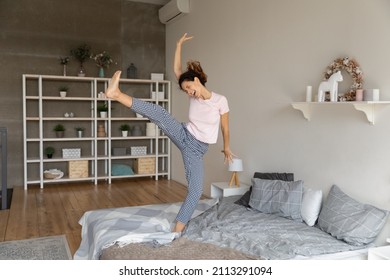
105, 71, 133, 108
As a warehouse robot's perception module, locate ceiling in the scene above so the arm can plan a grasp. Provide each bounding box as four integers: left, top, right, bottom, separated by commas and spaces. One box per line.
127, 0, 170, 5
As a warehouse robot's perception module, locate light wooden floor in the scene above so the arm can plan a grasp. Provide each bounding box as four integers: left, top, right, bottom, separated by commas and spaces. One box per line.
0, 178, 199, 256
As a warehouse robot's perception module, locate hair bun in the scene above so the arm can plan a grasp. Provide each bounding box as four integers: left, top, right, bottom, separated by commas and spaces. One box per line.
187, 60, 207, 84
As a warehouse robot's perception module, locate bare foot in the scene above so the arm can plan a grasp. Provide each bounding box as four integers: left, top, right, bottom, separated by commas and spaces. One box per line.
105, 70, 122, 99
172, 221, 185, 233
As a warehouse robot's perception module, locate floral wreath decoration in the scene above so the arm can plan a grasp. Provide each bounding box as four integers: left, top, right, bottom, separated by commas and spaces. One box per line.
323, 56, 363, 101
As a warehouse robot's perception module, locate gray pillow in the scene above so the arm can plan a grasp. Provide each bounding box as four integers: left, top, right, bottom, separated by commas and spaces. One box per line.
235, 172, 294, 207
318, 185, 389, 246
111, 164, 134, 176
249, 178, 303, 221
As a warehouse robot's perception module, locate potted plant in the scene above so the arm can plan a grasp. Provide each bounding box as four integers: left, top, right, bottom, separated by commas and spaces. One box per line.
91, 51, 113, 77
59, 56, 70, 76
45, 146, 55, 158
75, 127, 85, 138
70, 43, 91, 77
119, 124, 130, 137
97, 103, 109, 118
59, 86, 68, 98
53, 124, 65, 138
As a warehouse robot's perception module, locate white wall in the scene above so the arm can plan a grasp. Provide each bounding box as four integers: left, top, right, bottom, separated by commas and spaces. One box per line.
164, 0, 390, 245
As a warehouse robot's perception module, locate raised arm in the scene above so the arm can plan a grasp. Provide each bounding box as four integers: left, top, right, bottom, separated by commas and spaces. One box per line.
174, 33, 193, 80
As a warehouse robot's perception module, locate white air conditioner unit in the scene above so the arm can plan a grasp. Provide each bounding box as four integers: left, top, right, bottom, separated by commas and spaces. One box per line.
159, 0, 190, 24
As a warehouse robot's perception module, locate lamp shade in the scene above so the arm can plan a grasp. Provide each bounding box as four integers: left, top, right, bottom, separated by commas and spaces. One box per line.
228, 158, 243, 172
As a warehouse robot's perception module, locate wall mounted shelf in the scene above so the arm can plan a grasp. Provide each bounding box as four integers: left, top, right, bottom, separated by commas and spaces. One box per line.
291, 101, 390, 125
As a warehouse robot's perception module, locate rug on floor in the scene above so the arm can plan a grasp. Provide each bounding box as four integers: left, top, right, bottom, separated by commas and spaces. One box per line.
0, 235, 72, 260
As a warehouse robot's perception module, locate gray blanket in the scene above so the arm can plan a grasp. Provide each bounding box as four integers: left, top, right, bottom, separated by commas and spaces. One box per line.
183, 196, 368, 259
99, 196, 367, 260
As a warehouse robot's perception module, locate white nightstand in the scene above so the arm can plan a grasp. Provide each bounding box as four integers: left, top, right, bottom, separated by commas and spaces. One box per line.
210, 182, 250, 198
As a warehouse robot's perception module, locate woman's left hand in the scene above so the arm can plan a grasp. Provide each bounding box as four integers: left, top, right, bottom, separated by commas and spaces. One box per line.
222, 148, 235, 164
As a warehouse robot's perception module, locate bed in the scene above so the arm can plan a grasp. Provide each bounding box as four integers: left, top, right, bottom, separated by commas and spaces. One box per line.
74, 173, 389, 260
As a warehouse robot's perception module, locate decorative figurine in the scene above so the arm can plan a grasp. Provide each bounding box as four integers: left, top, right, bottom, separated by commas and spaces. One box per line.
318, 71, 343, 102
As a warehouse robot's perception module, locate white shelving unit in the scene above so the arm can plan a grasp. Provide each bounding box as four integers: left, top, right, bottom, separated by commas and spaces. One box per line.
291, 101, 390, 125
23, 74, 171, 189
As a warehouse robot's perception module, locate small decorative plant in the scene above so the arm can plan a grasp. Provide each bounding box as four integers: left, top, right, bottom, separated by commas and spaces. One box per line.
97, 103, 111, 118
53, 124, 65, 138
70, 44, 91, 76
97, 103, 109, 112
91, 51, 113, 69
60, 56, 70, 76
53, 124, 65, 131
59, 57, 70, 65
59, 86, 68, 92
120, 124, 130, 137
75, 127, 85, 138
119, 124, 130, 131
70, 44, 91, 65
45, 146, 55, 158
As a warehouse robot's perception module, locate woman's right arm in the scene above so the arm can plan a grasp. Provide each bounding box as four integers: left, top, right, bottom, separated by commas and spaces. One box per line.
174, 33, 193, 80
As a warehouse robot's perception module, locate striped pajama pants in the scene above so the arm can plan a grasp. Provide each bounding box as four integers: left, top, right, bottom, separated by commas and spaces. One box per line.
131, 98, 209, 225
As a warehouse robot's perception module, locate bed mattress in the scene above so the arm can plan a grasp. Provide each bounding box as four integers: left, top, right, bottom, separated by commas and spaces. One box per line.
75, 196, 369, 260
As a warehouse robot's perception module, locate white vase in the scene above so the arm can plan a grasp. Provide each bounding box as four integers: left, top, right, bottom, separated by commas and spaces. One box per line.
122, 130, 128, 137
78, 64, 86, 77
77, 130, 83, 138
60, 91, 67, 98
100, 111, 107, 118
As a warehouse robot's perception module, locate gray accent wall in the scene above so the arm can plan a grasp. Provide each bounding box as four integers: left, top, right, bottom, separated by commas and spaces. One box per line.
0, 0, 166, 188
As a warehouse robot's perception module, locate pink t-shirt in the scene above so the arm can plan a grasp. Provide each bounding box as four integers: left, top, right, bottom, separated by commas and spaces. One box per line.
186, 92, 229, 144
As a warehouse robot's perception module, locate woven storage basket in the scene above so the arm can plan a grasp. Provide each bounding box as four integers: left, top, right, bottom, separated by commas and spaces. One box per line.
43, 169, 64, 179
44, 172, 58, 179
134, 157, 156, 174
68, 160, 89, 178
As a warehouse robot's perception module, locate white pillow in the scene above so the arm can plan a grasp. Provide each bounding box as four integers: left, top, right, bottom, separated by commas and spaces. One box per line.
301, 187, 323, 226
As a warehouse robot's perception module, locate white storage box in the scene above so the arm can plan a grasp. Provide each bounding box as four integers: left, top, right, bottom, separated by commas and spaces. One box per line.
151, 73, 164, 81
150, 91, 165, 100
62, 148, 81, 159
130, 146, 147, 156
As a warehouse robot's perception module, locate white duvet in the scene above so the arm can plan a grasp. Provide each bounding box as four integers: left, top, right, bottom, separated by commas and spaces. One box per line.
74, 198, 218, 260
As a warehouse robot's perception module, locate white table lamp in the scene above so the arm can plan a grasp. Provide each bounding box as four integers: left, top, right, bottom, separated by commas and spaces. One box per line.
228, 158, 243, 187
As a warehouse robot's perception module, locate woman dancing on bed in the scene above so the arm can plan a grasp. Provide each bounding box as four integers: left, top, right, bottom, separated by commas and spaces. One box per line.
105, 33, 233, 233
